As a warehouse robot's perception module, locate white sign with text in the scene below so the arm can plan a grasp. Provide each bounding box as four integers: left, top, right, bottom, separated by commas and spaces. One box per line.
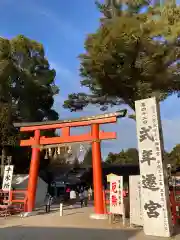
2, 165, 14, 191
129, 175, 143, 226
135, 97, 173, 237
109, 175, 123, 215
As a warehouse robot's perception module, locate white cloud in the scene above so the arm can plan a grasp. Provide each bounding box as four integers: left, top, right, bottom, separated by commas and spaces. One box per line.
37, 9, 82, 41
51, 62, 74, 81
50, 62, 72, 77
16, 0, 83, 43
54, 95, 66, 105
1, 0, 84, 44
50, 61, 80, 90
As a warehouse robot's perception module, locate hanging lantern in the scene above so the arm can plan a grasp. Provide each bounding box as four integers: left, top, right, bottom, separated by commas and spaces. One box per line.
79, 144, 84, 152
48, 148, 52, 157
44, 149, 48, 159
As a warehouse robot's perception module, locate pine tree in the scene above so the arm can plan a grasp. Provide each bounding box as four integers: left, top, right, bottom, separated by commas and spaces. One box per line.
63, 1, 180, 113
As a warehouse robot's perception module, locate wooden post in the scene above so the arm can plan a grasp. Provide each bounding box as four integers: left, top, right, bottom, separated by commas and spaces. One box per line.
27, 129, 40, 212
59, 203, 63, 216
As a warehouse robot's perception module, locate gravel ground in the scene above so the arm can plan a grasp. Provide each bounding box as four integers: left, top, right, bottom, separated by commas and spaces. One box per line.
0, 204, 178, 240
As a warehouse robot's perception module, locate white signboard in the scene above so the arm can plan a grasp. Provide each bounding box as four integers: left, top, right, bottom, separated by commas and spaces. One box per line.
2, 165, 14, 191
135, 97, 173, 237
109, 175, 123, 215
129, 175, 143, 226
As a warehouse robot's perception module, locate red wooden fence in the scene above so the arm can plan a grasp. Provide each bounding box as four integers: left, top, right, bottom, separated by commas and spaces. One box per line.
0, 189, 27, 213
170, 190, 180, 225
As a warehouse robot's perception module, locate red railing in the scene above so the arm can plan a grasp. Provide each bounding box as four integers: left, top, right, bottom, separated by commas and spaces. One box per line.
170, 190, 180, 225
0, 189, 28, 213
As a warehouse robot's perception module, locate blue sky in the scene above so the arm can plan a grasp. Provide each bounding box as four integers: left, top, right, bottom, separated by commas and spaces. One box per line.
0, 0, 180, 159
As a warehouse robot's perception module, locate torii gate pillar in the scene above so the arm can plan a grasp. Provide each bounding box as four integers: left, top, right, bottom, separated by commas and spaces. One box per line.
91, 123, 105, 217
27, 129, 40, 212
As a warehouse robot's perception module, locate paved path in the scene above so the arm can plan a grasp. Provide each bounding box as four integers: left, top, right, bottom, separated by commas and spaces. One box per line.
0, 204, 179, 240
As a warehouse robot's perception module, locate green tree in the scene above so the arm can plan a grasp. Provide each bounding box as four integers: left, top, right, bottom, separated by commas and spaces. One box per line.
0, 35, 59, 174
0, 104, 17, 146
0, 35, 59, 123
125, 148, 139, 164
0, 104, 18, 176
105, 152, 117, 164
63, 1, 180, 114
168, 144, 180, 167
81, 148, 92, 166
105, 148, 139, 164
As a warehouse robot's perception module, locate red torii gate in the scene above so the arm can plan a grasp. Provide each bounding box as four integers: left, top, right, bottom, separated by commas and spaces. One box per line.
14, 110, 126, 218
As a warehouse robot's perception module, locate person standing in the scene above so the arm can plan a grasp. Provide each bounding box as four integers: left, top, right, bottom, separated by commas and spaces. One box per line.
83, 188, 88, 207
45, 193, 53, 213
79, 190, 84, 208
88, 187, 93, 200
69, 188, 77, 207
65, 186, 70, 202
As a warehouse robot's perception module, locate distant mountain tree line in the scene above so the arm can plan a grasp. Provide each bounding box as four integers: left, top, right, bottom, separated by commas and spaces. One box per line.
105, 144, 180, 168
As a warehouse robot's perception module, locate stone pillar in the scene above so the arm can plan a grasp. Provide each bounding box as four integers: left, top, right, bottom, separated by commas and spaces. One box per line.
135, 97, 173, 237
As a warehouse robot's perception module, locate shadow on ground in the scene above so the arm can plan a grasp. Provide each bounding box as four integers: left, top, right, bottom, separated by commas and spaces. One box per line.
36, 204, 86, 215
0, 226, 140, 240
